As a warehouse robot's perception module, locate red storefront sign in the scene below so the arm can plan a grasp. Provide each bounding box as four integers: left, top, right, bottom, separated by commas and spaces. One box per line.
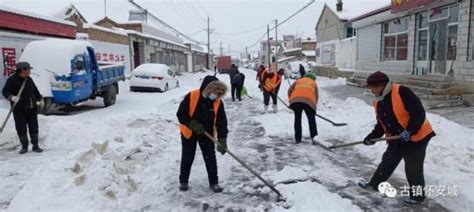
391, 0, 432, 13
2, 48, 16, 77
95, 52, 125, 63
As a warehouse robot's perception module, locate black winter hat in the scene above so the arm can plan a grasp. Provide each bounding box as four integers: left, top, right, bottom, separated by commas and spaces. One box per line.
15, 61, 33, 73
367, 71, 389, 87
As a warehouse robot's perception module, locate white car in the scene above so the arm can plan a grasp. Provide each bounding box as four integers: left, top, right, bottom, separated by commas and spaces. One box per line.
130, 64, 179, 92
285, 61, 310, 79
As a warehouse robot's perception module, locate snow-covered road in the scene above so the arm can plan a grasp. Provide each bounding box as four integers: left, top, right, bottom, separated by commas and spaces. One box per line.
0, 68, 472, 211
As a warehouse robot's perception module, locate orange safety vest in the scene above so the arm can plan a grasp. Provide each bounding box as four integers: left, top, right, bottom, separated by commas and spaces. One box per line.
263, 72, 282, 92
179, 89, 221, 139
374, 84, 433, 142
289, 77, 318, 109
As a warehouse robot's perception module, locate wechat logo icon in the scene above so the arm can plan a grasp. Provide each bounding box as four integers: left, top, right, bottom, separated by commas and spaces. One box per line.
378, 182, 397, 198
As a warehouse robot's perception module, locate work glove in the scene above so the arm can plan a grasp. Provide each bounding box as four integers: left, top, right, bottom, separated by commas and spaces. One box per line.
188, 120, 205, 134
399, 130, 412, 143
217, 138, 227, 155
9, 95, 20, 103
363, 135, 376, 145
37, 99, 45, 108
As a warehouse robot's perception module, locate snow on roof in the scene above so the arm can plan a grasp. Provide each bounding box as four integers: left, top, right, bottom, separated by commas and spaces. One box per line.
0, 6, 75, 27
326, 0, 391, 20
133, 63, 169, 75
283, 48, 302, 54
118, 29, 186, 48
277, 56, 297, 63
83, 24, 128, 36
302, 50, 316, 57
315, 0, 391, 28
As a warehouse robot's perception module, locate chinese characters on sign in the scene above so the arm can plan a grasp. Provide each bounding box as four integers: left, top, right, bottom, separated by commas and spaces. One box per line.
2, 48, 16, 77
95, 52, 125, 63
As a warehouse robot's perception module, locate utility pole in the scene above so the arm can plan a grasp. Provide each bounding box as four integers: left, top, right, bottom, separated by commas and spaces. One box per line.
207, 16, 211, 69
274, 19, 278, 72
245, 46, 249, 60
219, 42, 223, 56
267, 24, 270, 71
104, 0, 107, 17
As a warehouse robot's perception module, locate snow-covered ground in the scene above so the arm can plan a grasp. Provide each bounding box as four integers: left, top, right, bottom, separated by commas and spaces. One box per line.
0, 68, 472, 211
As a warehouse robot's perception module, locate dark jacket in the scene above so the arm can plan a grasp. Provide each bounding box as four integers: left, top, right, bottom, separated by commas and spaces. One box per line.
231, 73, 245, 86
2, 73, 42, 110
177, 76, 228, 139
365, 85, 435, 142
228, 66, 239, 82
299, 65, 306, 78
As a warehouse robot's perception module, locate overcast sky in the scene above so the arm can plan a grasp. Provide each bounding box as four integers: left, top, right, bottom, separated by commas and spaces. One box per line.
1, 0, 391, 57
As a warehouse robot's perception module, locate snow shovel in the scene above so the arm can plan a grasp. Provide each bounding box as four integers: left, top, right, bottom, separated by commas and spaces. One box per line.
273, 94, 348, 127
0, 78, 27, 134
204, 132, 285, 201
329, 136, 401, 149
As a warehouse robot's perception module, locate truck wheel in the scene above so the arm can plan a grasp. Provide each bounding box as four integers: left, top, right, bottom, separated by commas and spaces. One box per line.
103, 85, 117, 107
39, 97, 53, 114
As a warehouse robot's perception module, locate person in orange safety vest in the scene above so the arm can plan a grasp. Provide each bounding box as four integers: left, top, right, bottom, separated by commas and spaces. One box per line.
262, 68, 284, 113
287, 73, 318, 144
176, 75, 228, 193
358, 71, 435, 205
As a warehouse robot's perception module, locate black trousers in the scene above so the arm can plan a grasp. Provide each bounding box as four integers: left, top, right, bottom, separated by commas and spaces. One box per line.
368, 139, 430, 201
231, 83, 243, 101
13, 108, 38, 136
179, 134, 218, 186
263, 90, 277, 105
290, 103, 317, 142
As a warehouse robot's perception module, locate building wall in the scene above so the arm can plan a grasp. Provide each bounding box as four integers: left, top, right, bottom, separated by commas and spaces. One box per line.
316, 6, 345, 42
82, 28, 129, 45
355, 14, 413, 73
455, 0, 474, 80
302, 42, 316, 50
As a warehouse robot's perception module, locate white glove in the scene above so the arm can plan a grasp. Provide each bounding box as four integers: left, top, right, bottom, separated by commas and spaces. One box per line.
9, 95, 20, 103
37, 99, 45, 108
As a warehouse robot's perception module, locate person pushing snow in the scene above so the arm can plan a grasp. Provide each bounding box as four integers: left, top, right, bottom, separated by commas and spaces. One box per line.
176, 75, 228, 193
261, 68, 284, 113
287, 73, 319, 144
358, 71, 435, 205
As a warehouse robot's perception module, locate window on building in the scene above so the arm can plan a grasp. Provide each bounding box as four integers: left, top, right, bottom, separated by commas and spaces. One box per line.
447, 5, 459, 60
447, 25, 458, 60
346, 27, 354, 38
382, 17, 409, 61
418, 30, 428, 60
417, 12, 429, 61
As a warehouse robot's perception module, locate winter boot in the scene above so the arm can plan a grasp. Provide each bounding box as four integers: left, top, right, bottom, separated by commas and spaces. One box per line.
358, 180, 374, 191
179, 183, 189, 191
18, 135, 29, 154
210, 184, 223, 193
263, 105, 268, 114
30, 133, 43, 153
272, 104, 278, 113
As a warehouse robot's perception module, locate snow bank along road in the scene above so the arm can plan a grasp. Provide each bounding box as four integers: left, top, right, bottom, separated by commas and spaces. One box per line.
0, 68, 472, 211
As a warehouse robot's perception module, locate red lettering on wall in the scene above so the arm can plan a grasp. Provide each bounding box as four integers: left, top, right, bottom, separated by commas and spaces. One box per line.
2, 48, 16, 76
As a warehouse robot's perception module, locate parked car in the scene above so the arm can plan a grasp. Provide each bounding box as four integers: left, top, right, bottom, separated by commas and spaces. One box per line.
130, 64, 179, 92
285, 61, 310, 79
